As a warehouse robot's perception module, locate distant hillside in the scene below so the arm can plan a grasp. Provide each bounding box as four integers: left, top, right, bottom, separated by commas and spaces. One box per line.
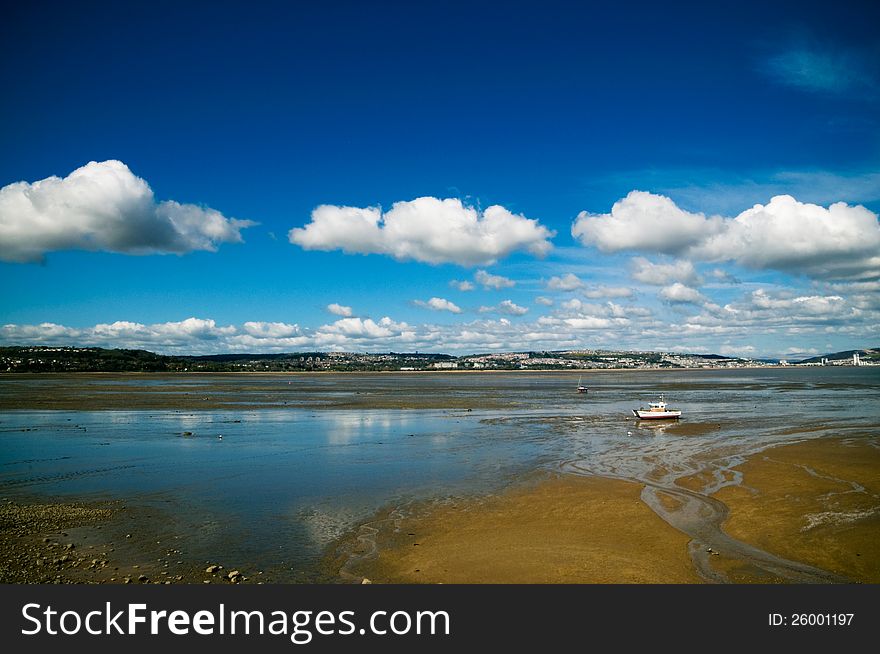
2, 344, 871, 373
798, 348, 880, 365
0, 346, 454, 373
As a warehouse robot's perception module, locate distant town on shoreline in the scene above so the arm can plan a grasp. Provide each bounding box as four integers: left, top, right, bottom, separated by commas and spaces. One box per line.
1, 345, 877, 373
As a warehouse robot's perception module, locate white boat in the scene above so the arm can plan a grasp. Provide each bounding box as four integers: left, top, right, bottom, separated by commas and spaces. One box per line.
632, 394, 681, 420
577, 376, 588, 394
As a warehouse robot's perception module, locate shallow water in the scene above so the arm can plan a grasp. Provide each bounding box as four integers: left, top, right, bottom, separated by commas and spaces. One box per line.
0, 367, 877, 581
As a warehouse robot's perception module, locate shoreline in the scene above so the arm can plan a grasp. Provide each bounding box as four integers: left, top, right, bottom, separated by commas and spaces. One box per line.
2, 434, 877, 584
0, 366, 821, 377
326, 435, 880, 584
0, 495, 310, 585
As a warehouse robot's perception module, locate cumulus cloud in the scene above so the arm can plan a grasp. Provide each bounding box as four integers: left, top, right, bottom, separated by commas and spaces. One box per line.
748, 289, 845, 315
498, 300, 528, 316
583, 285, 634, 299
719, 344, 757, 357
535, 296, 554, 306
0, 160, 255, 262
2, 286, 876, 358
474, 269, 515, 290
546, 273, 583, 291
450, 280, 475, 291
571, 190, 723, 255
630, 257, 701, 286
673, 286, 868, 346
242, 321, 301, 338
555, 299, 640, 321
659, 283, 708, 305
0, 317, 242, 352
289, 197, 554, 266
318, 316, 406, 339
479, 300, 528, 316
579, 192, 880, 280
693, 195, 880, 279
415, 297, 462, 313
327, 303, 353, 317
707, 269, 740, 284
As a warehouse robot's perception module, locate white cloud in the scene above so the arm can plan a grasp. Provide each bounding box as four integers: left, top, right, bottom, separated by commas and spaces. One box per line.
475, 269, 515, 290
784, 347, 819, 357
630, 257, 701, 286
563, 316, 616, 329
535, 296, 554, 306
327, 303, 353, 317
546, 273, 583, 291
674, 286, 868, 346
450, 280, 475, 291
748, 289, 845, 316
415, 297, 462, 313
560, 298, 591, 313
659, 283, 708, 305
242, 321, 301, 338
318, 316, 410, 340
719, 344, 757, 357
707, 269, 740, 284
2, 287, 875, 359
289, 196, 554, 266
556, 298, 639, 321
583, 285, 634, 299
571, 190, 723, 255
480, 300, 528, 316
0, 160, 255, 263
498, 300, 528, 316
694, 195, 880, 279
577, 192, 880, 281
0, 317, 245, 352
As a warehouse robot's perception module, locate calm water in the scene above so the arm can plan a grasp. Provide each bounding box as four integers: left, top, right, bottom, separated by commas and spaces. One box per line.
1, 368, 878, 580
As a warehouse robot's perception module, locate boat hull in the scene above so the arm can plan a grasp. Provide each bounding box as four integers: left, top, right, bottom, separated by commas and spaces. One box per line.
632, 409, 681, 420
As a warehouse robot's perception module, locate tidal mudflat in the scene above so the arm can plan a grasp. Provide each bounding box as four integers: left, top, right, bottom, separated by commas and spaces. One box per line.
1, 368, 877, 583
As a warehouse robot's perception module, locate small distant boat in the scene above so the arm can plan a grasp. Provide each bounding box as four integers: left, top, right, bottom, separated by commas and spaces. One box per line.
577, 376, 588, 394
632, 394, 681, 420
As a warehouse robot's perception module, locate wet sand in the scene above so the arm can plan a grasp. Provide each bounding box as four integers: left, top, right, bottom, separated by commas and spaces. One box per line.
331, 436, 880, 584
4, 436, 878, 584
0, 369, 732, 411
332, 474, 702, 584
0, 373, 528, 411
709, 437, 880, 583
2, 370, 877, 584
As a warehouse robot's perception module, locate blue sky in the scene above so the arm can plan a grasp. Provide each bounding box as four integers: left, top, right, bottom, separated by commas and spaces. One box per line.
1, 0, 878, 358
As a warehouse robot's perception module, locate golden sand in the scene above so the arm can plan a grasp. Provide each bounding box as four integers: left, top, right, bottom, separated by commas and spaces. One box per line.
340, 474, 702, 584
336, 436, 880, 584
712, 436, 880, 583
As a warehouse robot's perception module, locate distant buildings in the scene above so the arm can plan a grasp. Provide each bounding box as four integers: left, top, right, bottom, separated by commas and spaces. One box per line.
0, 345, 875, 373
